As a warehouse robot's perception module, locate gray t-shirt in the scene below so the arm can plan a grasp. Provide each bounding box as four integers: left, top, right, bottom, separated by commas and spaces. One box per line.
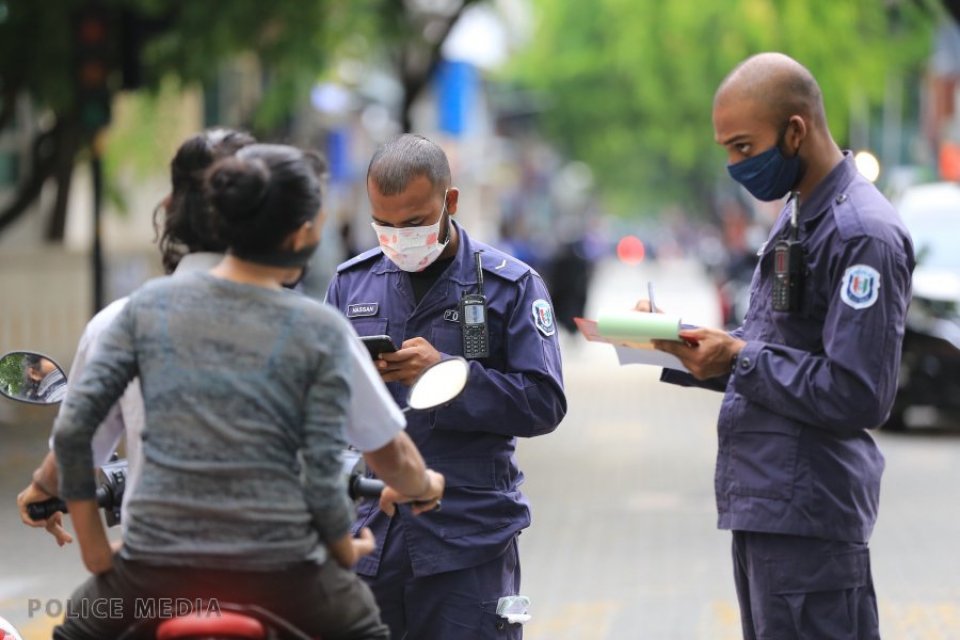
53, 271, 357, 570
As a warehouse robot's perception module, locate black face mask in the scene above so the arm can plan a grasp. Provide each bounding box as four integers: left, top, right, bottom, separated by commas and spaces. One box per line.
235, 241, 320, 290
234, 241, 318, 268
282, 261, 312, 291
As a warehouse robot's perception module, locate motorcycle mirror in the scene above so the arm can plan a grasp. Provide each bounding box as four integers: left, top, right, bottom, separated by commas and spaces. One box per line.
0, 351, 68, 406
405, 357, 469, 412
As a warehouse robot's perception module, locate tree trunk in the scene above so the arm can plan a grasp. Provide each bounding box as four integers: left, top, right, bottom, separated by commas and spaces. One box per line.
45, 122, 81, 241
0, 125, 62, 237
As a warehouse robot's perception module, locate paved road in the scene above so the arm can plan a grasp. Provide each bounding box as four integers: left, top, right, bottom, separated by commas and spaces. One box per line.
1, 258, 959, 639
518, 258, 960, 639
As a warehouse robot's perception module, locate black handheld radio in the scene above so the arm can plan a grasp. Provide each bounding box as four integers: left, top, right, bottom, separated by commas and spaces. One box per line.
460, 251, 490, 359
771, 191, 804, 312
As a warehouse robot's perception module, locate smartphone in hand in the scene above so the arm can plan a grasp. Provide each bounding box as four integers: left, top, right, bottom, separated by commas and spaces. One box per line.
360, 335, 398, 359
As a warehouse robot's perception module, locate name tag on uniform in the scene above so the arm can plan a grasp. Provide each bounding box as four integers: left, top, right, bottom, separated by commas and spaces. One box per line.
347, 303, 379, 318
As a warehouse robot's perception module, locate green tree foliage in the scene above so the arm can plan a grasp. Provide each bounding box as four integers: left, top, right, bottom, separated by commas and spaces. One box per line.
506, 0, 937, 217
0, 0, 339, 239
0, 352, 26, 397
0, 0, 480, 239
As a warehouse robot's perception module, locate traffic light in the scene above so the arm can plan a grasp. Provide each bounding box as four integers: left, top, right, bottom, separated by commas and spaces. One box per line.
74, 4, 113, 133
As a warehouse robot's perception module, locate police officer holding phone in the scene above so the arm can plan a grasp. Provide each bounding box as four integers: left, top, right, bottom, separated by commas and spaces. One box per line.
649, 53, 914, 639
326, 134, 566, 640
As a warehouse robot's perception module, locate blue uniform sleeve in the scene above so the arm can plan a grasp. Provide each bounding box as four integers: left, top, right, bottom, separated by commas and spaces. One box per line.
324, 275, 341, 307
435, 274, 567, 438
731, 236, 911, 432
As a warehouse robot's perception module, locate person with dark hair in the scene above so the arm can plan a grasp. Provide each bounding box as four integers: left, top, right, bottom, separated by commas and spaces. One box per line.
326, 134, 567, 640
22, 355, 67, 403
18, 128, 256, 545
50, 143, 442, 640
647, 53, 914, 639
154, 128, 254, 273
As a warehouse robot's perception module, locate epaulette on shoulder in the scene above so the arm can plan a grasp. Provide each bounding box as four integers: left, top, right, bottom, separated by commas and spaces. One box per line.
478, 247, 530, 283
336, 247, 383, 273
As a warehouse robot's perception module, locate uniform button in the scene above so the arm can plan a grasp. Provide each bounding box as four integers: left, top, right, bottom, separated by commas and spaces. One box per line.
740, 357, 751, 369
835, 194, 848, 204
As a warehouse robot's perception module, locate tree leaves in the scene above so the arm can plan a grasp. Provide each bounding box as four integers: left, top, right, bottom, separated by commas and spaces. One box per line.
507, 0, 936, 217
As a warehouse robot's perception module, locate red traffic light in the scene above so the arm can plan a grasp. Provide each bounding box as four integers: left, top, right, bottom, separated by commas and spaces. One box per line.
78, 15, 107, 46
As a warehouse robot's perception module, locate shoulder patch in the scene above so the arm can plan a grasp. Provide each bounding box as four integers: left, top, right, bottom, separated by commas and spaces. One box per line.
840, 264, 881, 310
336, 247, 383, 273
532, 299, 556, 337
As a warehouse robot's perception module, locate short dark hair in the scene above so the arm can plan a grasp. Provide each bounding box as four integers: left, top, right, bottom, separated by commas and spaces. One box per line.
155, 128, 256, 273
205, 144, 328, 256
366, 134, 451, 196
23, 353, 42, 368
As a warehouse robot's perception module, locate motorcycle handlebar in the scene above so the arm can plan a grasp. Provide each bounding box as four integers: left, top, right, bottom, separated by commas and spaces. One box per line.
28, 473, 383, 522
350, 476, 385, 500
27, 486, 113, 522
27, 497, 66, 521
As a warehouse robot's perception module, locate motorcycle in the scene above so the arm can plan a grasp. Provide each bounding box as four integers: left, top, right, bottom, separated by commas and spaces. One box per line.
0, 349, 469, 640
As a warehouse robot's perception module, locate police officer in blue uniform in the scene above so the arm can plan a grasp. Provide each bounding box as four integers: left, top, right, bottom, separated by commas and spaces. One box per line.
326, 134, 566, 639
650, 53, 914, 639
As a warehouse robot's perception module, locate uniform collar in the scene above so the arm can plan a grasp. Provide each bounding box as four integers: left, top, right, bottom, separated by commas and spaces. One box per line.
445, 221, 483, 286
796, 151, 858, 224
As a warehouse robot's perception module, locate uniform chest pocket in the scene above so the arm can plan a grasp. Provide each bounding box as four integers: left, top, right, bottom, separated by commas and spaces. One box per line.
769, 270, 825, 351
430, 317, 508, 366
349, 318, 389, 339
431, 321, 462, 357
727, 406, 800, 502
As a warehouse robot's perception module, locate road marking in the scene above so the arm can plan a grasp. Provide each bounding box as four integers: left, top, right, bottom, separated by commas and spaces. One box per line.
525, 601, 619, 640
881, 600, 960, 638
17, 614, 60, 640
699, 600, 741, 639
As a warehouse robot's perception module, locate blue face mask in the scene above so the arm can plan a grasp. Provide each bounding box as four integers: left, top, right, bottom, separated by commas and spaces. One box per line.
727, 128, 801, 201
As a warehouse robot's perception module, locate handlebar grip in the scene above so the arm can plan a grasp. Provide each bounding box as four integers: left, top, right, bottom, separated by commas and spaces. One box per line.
27, 486, 114, 522
350, 476, 385, 500
27, 498, 67, 521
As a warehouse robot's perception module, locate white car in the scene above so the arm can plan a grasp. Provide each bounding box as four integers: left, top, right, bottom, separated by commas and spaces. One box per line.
885, 182, 960, 429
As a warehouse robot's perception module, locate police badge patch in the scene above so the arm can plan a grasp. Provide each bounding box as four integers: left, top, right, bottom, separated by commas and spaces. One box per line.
840, 264, 881, 310
532, 299, 556, 337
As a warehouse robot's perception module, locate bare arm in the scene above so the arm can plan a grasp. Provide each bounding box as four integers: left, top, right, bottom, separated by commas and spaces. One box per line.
327, 527, 376, 569
16, 452, 73, 546
362, 432, 444, 516
66, 499, 113, 574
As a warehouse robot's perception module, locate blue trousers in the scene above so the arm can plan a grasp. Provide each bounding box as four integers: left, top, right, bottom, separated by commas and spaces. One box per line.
364, 522, 523, 640
731, 531, 880, 640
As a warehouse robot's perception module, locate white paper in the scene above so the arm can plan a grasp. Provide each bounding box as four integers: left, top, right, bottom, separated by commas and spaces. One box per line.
613, 344, 689, 372
574, 317, 689, 372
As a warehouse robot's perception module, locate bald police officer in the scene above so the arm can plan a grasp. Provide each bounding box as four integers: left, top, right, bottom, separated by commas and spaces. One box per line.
326, 134, 566, 640
650, 53, 914, 639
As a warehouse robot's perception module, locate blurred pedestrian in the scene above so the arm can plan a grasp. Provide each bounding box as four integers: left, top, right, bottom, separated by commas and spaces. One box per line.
547, 237, 593, 335
646, 53, 914, 639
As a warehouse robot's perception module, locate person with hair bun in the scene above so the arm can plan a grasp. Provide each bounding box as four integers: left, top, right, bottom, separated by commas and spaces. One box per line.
49, 143, 442, 640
